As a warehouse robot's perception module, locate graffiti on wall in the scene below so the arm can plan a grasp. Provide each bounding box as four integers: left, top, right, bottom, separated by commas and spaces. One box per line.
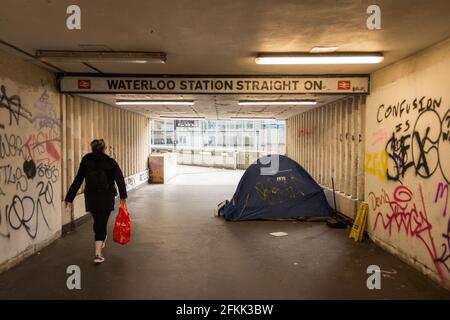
139, 171, 149, 182
364, 150, 388, 181
368, 95, 450, 280
371, 97, 450, 184
297, 128, 314, 137
370, 129, 389, 147
369, 183, 450, 277
0, 84, 60, 240
0, 85, 33, 128
435, 182, 450, 273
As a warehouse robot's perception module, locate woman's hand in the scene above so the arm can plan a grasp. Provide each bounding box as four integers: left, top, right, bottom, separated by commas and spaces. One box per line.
120, 199, 127, 208
64, 202, 72, 209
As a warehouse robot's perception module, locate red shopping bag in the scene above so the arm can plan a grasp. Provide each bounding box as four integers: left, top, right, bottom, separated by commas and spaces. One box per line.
113, 205, 131, 245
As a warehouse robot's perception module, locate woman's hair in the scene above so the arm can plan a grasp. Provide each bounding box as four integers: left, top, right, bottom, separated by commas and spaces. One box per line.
90, 139, 106, 153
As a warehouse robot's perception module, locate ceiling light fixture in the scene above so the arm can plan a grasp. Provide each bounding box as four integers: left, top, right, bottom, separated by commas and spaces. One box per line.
36, 50, 166, 64
231, 117, 276, 121
159, 116, 205, 120
238, 100, 316, 106
255, 53, 384, 65
116, 100, 194, 106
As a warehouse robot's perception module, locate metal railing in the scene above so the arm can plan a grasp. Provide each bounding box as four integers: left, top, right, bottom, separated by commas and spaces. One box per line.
151, 145, 285, 170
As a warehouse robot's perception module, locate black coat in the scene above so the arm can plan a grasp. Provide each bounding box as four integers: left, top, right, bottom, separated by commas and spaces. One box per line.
65, 152, 128, 213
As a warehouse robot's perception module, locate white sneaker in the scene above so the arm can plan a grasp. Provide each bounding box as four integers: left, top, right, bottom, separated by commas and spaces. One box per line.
94, 255, 105, 264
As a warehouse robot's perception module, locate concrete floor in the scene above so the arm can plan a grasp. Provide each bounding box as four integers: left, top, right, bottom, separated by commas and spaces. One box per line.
0, 165, 448, 299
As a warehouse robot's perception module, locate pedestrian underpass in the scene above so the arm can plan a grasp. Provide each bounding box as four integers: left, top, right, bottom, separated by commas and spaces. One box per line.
0, 0, 449, 301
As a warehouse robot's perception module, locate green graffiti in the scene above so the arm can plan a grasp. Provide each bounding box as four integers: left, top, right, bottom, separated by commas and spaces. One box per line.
254, 173, 306, 206
255, 181, 270, 200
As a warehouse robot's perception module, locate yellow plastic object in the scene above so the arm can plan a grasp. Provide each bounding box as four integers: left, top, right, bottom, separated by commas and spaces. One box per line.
349, 202, 369, 242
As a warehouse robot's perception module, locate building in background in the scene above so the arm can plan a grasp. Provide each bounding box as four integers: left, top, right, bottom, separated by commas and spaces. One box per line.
151, 119, 285, 169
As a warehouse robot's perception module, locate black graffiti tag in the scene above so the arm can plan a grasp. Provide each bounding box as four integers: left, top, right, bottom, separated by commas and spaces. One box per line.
377, 96, 442, 123
126, 177, 136, 187
385, 108, 450, 185
1, 181, 54, 239
0, 85, 33, 127
385, 133, 413, 182
435, 219, 450, 273
0, 133, 25, 160
439, 109, 450, 184
411, 109, 441, 180
36, 163, 60, 183
0, 164, 29, 192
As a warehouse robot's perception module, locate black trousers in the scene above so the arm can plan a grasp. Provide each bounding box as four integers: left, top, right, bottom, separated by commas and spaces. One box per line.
91, 210, 112, 241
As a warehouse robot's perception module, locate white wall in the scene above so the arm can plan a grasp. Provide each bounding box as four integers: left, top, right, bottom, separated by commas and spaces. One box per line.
366, 38, 450, 288
0, 50, 62, 271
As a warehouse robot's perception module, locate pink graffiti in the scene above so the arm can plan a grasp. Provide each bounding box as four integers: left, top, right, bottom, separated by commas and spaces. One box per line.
297, 128, 313, 137
370, 129, 388, 147
45, 140, 60, 162
435, 182, 449, 217
434, 183, 450, 273
23, 131, 60, 164
373, 184, 444, 278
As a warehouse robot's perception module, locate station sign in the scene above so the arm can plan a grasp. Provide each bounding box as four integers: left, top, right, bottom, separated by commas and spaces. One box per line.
175, 120, 198, 127
59, 75, 369, 94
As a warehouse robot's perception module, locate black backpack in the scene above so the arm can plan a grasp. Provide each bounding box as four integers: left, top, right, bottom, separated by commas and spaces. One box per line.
85, 160, 111, 190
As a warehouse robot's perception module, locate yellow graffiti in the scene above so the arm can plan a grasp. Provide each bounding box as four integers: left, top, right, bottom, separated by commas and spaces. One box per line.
365, 150, 388, 181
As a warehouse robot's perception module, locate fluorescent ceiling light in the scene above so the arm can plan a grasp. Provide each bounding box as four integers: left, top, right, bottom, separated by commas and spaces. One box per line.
116, 100, 194, 106
159, 116, 205, 120
238, 100, 316, 106
36, 50, 166, 64
231, 117, 276, 121
255, 53, 384, 64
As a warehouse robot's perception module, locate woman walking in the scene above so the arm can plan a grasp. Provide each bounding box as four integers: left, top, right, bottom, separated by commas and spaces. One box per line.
64, 139, 128, 264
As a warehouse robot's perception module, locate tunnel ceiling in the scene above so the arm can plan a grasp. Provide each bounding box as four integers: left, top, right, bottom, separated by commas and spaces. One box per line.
80, 93, 342, 120
0, 0, 449, 75
1, 0, 449, 119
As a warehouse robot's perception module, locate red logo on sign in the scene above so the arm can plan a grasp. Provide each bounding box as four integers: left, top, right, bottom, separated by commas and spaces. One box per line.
338, 80, 351, 90
78, 80, 91, 89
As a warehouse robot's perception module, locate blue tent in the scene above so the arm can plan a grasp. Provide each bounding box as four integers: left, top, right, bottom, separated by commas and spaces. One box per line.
220, 155, 332, 221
